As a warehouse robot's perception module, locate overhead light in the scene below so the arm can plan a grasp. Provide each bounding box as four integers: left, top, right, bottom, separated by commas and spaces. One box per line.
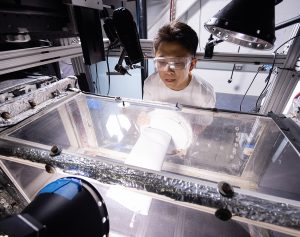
204, 0, 283, 50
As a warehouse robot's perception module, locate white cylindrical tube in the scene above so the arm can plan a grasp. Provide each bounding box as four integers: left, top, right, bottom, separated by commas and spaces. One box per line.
125, 127, 171, 171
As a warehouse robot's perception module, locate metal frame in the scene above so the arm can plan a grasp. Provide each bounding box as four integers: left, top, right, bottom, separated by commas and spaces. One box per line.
0, 45, 82, 75
0, 39, 287, 77
197, 52, 286, 66
261, 25, 300, 114
0, 138, 300, 236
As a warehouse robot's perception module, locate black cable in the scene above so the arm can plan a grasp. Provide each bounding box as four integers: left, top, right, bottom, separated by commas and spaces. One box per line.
255, 34, 300, 112
254, 68, 278, 112
262, 75, 274, 93
240, 67, 261, 112
254, 57, 276, 111
228, 46, 241, 83
228, 64, 235, 83
95, 63, 100, 94
106, 47, 111, 95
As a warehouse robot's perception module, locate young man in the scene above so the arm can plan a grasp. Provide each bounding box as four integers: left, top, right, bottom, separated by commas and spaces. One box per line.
143, 21, 216, 108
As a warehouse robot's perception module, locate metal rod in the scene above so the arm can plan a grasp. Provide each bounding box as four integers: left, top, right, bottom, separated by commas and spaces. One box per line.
136, 0, 148, 96
275, 15, 300, 31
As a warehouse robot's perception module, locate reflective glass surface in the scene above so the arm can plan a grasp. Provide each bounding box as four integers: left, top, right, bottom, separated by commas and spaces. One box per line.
6, 93, 300, 201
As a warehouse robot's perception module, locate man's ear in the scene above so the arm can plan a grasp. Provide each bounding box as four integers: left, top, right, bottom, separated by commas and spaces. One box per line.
189, 58, 197, 71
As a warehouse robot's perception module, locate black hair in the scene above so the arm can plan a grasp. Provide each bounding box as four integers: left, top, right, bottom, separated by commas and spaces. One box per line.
154, 21, 199, 56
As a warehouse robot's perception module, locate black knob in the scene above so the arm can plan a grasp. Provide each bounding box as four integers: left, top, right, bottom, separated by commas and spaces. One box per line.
215, 208, 232, 221
218, 181, 234, 198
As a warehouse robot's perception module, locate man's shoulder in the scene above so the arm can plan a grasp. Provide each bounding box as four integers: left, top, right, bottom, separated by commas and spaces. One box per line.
191, 74, 216, 107
143, 72, 161, 100
144, 72, 160, 86
192, 74, 214, 93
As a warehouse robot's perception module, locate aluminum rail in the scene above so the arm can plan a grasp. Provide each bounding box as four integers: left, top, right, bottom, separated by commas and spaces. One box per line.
0, 40, 286, 76
0, 45, 82, 75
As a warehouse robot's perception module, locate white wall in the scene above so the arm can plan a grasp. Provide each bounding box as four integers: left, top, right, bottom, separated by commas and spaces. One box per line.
196, 68, 273, 96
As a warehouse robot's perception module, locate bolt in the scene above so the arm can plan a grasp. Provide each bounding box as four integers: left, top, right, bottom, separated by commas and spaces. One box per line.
45, 164, 56, 173
218, 181, 234, 198
28, 100, 36, 108
50, 145, 62, 156
215, 208, 232, 221
1, 112, 11, 120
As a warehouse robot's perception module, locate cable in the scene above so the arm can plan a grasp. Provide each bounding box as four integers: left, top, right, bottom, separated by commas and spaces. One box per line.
255, 34, 300, 112
254, 62, 275, 112
106, 47, 111, 95
95, 63, 100, 94
255, 52, 277, 111
228, 46, 241, 83
239, 67, 261, 112
227, 64, 235, 84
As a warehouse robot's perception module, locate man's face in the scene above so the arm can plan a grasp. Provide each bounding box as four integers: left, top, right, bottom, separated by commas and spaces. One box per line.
155, 41, 196, 91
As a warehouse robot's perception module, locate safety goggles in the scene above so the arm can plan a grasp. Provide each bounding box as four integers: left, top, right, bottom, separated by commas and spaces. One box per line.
153, 57, 192, 70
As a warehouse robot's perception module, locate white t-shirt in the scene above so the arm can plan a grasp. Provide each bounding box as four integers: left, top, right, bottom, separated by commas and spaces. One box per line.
143, 72, 216, 108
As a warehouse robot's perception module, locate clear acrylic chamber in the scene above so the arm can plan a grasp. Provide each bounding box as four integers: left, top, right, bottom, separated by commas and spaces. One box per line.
0, 93, 299, 236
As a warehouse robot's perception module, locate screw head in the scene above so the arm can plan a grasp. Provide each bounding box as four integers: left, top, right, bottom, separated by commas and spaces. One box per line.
50, 145, 62, 156
28, 100, 36, 108
215, 208, 232, 221
1, 112, 11, 120
45, 164, 56, 173
218, 181, 234, 198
